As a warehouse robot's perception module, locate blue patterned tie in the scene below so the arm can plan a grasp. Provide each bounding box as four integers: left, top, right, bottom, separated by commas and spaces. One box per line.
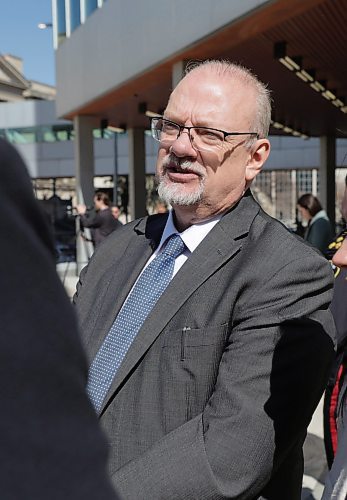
87, 233, 186, 413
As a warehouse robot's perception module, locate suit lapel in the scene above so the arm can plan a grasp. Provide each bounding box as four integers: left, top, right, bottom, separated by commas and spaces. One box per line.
99, 192, 260, 414
85, 215, 167, 361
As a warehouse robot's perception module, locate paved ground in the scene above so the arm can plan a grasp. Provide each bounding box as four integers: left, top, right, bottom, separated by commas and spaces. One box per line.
303, 398, 328, 498
57, 261, 79, 300
57, 261, 330, 498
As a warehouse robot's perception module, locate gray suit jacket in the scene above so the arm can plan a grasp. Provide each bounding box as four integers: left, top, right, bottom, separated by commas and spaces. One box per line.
74, 191, 336, 499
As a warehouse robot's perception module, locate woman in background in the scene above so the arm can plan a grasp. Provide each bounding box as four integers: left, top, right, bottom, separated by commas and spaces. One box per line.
297, 193, 335, 254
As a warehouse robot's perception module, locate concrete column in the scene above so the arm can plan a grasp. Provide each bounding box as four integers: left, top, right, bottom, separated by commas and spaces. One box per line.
319, 136, 336, 229
128, 128, 146, 220
270, 170, 277, 214
74, 115, 95, 273
291, 169, 297, 223
74, 115, 95, 205
312, 169, 318, 196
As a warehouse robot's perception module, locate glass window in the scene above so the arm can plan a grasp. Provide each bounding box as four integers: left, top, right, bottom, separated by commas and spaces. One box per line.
85, 0, 98, 18
93, 128, 121, 139
69, 0, 81, 32
41, 126, 56, 142
102, 129, 116, 139
297, 170, 313, 196
93, 128, 103, 139
53, 124, 74, 141
6, 128, 37, 144
56, 0, 66, 42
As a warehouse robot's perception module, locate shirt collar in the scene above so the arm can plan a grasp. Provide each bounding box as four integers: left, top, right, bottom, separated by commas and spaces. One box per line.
157, 209, 222, 254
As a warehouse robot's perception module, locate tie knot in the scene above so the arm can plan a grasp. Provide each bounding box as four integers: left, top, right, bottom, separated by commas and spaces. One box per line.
162, 234, 185, 258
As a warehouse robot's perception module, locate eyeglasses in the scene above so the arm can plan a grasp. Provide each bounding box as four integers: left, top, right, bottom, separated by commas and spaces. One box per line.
150, 116, 259, 152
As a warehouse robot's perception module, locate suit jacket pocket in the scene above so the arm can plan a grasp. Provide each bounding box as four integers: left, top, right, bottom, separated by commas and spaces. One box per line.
157, 325, 229, 423
161, 324, 229, 360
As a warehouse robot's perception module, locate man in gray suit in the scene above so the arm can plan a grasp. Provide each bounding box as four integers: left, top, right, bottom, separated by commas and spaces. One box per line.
74, 60, 336, 499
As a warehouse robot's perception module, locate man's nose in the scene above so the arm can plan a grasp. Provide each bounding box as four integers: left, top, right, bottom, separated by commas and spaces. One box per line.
332, 239, 347, 268
170, 130, 197, 158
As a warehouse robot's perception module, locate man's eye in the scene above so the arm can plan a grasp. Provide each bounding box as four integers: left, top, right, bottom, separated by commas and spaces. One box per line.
197, 129, 222, 141
163, 123, 178, 133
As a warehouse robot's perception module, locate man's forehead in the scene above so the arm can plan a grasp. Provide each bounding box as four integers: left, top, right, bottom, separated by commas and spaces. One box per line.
171, 69, 254, 103
165, 71, 255, 126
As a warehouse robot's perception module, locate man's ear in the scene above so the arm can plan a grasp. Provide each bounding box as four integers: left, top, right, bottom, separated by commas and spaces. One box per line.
245, 139, 271, 182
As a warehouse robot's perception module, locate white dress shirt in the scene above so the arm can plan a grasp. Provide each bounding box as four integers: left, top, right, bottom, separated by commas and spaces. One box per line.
146, 209, 222, 277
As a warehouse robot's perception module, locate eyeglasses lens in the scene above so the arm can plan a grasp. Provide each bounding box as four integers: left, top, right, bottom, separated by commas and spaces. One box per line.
151, 118, 225, 151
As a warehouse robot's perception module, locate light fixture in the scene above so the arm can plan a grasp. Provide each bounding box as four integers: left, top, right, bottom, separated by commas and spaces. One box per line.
270, 120, 309, 139
297, 69, 315, 83
38, 22, 52, 30
138, 102, 161, 118
107, 125, 125, 133
100, 119, 125, 133
332, 98, 344, 108
274, 42, 301, 71
145, 110, 161, 118
310, 81, 325, 92
274, 41, 346, 115
283, 126, 293, 133
322, 89, 337, 101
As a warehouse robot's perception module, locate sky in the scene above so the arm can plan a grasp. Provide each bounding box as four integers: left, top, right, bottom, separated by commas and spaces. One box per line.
0, 0, 55, 86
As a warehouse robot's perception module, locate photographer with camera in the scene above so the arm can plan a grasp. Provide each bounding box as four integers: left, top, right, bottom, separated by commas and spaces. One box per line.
76, 191, 122, 248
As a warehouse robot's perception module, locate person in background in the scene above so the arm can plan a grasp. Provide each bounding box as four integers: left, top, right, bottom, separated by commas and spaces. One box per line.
297, 193, 335, 254
0, 138, 117, 500
332, 238, 347, 267
153, 200, 168, 214
111, 204, 123, 223
77, 191, 122, 248
74, 59, 335, 499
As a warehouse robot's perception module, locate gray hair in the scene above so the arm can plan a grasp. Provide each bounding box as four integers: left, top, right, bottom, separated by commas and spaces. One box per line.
184, 60, 272, 139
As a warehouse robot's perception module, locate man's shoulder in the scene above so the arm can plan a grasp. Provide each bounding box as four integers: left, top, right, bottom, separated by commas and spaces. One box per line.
250, 206, 329, 265
95, 213, 167, 249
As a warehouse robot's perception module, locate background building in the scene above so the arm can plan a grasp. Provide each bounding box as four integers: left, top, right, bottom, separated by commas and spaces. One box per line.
2, 0, 347, 263
0, 53, 55, 101
52, 0, 347, 231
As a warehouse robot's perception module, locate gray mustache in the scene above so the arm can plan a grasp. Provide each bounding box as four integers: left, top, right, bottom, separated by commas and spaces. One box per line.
162, 155, 205, 177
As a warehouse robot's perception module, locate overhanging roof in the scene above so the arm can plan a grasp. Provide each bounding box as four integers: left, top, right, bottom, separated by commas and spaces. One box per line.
63, 0, 347, 139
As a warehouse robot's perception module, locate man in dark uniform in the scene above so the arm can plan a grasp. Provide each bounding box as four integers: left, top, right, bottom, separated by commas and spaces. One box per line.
324, 175, 347, 467
323, 233, 347, 497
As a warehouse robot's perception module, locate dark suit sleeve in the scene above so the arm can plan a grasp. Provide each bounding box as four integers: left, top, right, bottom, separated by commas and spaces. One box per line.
111, 253, 335, 499
80, 210, 103, 228
0, 139, 116, 500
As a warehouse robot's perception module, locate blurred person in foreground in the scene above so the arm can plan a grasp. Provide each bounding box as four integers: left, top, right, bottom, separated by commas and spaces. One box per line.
0, 138, 117, 500
76, 191, 122, 248
74, 60, 335, 499
297, 192, 335, 254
